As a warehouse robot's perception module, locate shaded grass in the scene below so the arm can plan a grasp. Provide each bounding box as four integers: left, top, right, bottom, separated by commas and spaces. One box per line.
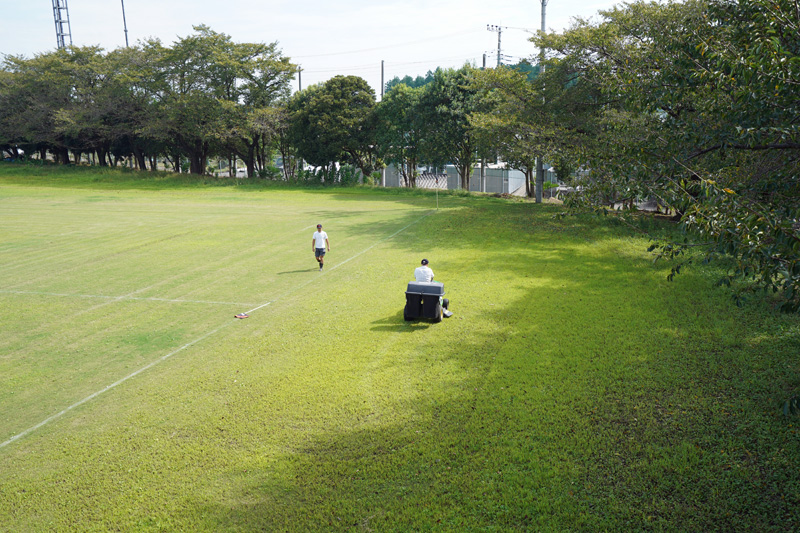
1, 166, 799, 531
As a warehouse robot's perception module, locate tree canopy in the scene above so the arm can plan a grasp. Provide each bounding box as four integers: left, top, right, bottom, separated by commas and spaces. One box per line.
375, 83, 425, 187
288, 75, 378, 180
0, 26, 296, 175
536, 0, 800, 309
383, 69, 439, 93
1, 1, 798, 309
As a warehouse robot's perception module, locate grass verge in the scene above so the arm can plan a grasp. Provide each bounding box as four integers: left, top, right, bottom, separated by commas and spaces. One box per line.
1, 165, 799, 530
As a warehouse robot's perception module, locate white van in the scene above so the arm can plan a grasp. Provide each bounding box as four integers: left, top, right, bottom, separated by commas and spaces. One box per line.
234, 168, 248, 178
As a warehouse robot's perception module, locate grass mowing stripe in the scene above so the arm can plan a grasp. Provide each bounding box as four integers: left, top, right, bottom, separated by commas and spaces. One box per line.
0, 214, 328, 364
0, 226, 169, 276
0, 208, 199, 273
3, 170, 800, 530
0, 226, 202, 291
0, 323, 232, 450
243, 210, 435, 315
6, 216, 309, 313
2, 227, 203, 290
2, 205, 335, 298
0, 289, 256, 307
0, 208, 433, 449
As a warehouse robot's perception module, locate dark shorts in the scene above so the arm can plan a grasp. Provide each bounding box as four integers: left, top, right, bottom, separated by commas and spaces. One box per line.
315, 248, 326, 258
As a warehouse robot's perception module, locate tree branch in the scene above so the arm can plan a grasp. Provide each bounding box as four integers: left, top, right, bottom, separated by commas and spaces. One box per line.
689, 142, 800, 160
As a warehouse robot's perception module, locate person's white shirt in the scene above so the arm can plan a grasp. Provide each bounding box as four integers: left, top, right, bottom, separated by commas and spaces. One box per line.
313, 230, 328, 249
414, 265, 434, 282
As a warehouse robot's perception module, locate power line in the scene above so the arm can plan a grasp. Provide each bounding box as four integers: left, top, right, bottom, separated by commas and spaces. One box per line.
388, 55, 482, 67
292, 29, 483, 58
301, 54, 482, 75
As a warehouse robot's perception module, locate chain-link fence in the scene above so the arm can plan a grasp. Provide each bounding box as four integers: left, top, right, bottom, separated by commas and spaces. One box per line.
416, 173, 448, 189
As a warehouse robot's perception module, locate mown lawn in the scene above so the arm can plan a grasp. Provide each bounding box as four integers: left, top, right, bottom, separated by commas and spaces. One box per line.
1, 164, 799, 531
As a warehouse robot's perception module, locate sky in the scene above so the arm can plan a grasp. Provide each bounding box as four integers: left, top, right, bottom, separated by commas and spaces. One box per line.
1, 0, 621, 97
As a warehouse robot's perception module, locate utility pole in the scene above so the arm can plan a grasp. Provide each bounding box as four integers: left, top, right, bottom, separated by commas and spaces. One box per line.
535, 0, 549, 203
539, 0, 548, 69
120, 0, 129, 47
296, 66, 304, 175
381, 60, 386, 186
481, 53, 487, 193
486, 25, 504, 67
52, 0, 73, 49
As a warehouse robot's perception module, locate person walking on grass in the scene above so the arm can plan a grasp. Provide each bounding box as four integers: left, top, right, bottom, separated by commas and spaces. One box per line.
312, 223, 330, 271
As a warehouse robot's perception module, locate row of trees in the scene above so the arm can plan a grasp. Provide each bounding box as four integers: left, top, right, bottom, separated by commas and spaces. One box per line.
287, 63, 552, 192
0, 26, 553, 194
1, 1, 797, 307
285, 0, 800, 310
0, 25, 296, 178
524, 0, 799, 310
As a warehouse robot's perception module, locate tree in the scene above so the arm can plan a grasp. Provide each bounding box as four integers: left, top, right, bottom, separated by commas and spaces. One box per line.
418, 65, 487, 190
254, 102, 298, 181
470, 67, 553, 198
48, 45, 163, 168
0, 50, 75, 163
0, 26, 294, 175
151, 26, 294, 175
538, 0, 800, 309
214, 39, 295, 177
375, 83, 425, 187
384, 69, 439, 93
287, 84, 337, 174
288, 75, 378, 180
144, 30, 221, 174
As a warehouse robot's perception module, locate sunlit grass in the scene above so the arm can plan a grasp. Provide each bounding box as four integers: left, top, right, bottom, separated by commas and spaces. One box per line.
1, 165, 799, 530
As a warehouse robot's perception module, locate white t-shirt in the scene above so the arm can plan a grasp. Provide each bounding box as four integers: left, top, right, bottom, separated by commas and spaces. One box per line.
313, 230, 328, 249
414, 265, 434, 282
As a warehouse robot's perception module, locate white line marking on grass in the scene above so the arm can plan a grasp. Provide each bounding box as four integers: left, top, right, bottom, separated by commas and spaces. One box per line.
0, 290, 254, 307
245, 301, 273, 314
1, 209, 434, 450
0, 325, 230, 450
327, 215, 431, 272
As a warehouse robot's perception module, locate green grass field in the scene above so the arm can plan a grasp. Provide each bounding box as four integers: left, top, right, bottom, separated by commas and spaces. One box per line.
1, 165, 800, 531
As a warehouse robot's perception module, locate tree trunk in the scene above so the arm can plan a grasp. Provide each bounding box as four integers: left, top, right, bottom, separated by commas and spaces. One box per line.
536, 158, 544, 204
409, 158, 418, 188
188, 140, 206, 174
526, 168, 534, 197
245, 143, 256, 179
279, 145, 295, 181
401, 161, 411, 187
132, 147, 146, 171
200, 142, 209, 174
459, 163, 470, 190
